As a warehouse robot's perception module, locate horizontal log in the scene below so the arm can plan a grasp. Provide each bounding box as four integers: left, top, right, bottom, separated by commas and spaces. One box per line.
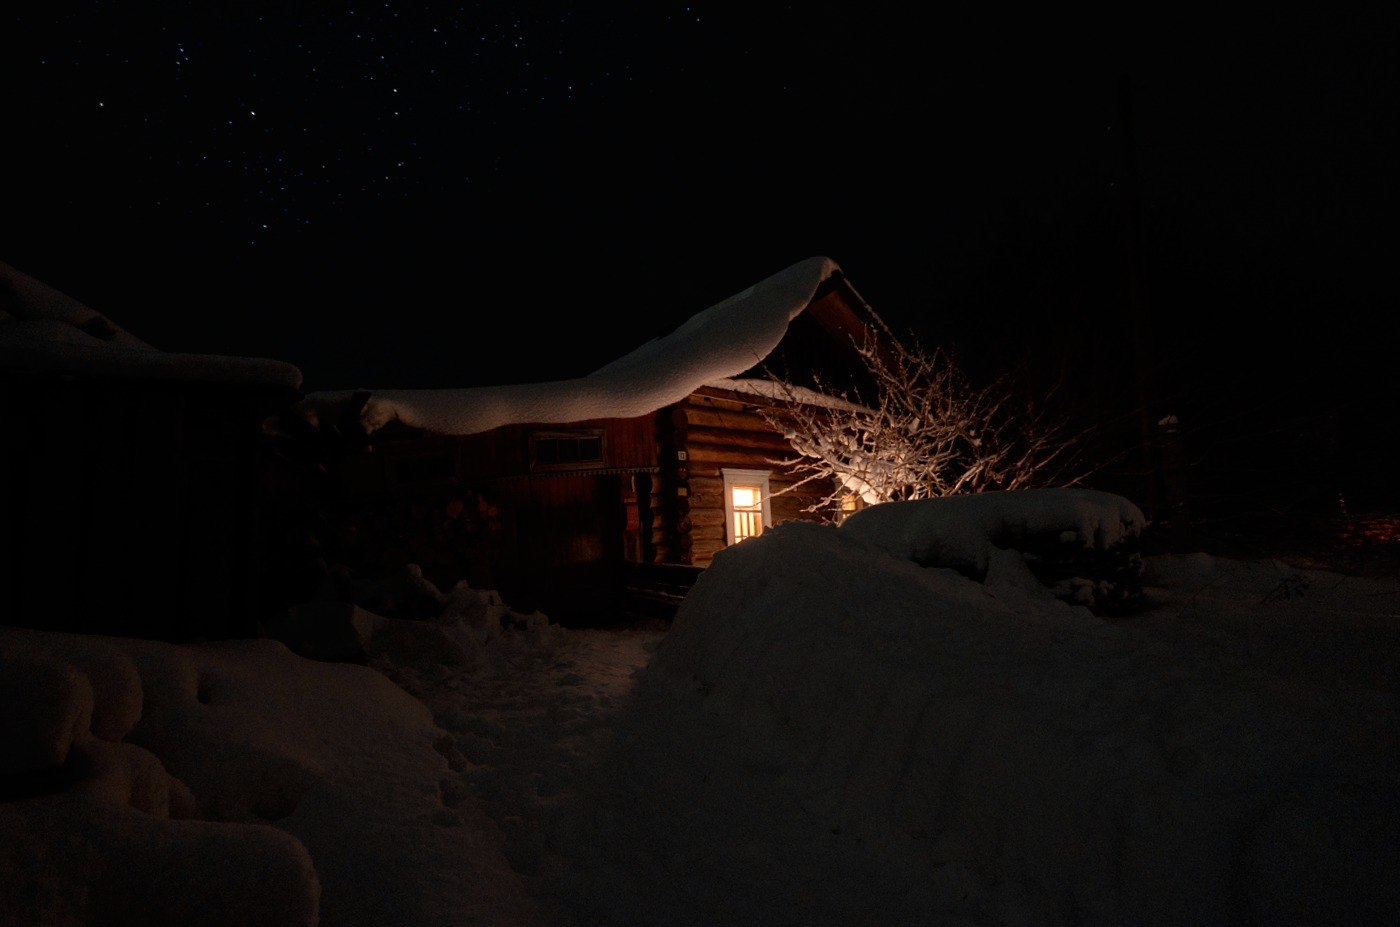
687, 490, 725, 508
690, 524, 726, 543
770, 482, 828, 499
690, 384, 805, 410
686, 444, 794, 469
689, 475, 723, 494
692, 539, 726, 557
681, 405, 778, 432
771, 494, 832, 510
688, 385, 832, 417
772, 502, 824, 521
689, 509, 727, 528
769, 481, 829, 498
684, 391, 752, 413
769, 473, 827, 489
686, 426, 792, 453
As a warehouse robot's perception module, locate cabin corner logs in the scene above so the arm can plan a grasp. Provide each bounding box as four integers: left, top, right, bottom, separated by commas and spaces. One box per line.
297, 384, 840, 627
661, 386, 835, 567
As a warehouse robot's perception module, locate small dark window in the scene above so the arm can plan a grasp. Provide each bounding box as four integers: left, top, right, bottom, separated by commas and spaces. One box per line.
528, 430, 606, 471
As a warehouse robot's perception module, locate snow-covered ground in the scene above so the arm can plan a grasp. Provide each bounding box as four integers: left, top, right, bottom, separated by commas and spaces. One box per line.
7, 261, 1394, 924
5, 490, 1399, 926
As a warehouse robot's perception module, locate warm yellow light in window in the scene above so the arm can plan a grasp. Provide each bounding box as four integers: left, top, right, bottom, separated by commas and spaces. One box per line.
730, 484, 764, 542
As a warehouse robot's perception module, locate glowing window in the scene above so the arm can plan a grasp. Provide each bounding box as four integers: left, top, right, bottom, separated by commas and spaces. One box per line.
722, 468, 772, 544
837, 492, 862, 523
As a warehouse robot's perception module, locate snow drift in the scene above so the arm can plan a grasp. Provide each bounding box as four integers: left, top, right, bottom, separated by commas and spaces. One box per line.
564, 493, 1399, 927
0, 627, 540, 927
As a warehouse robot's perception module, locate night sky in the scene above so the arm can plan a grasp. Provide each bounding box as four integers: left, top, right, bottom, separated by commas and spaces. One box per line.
4, 5, 1397, 510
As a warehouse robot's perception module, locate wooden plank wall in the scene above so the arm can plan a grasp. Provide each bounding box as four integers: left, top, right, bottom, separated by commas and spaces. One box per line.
664, 387, 836, 567
453, 416, 659, 481
316, 414, 669, 622
492, 472, 608, 613
651, 408, 684, 564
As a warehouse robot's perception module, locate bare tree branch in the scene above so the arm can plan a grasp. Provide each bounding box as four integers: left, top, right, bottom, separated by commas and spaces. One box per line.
758, 314, 1091, 518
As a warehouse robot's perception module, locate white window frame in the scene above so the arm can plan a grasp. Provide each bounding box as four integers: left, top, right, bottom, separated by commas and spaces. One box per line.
721, 468, 773, 545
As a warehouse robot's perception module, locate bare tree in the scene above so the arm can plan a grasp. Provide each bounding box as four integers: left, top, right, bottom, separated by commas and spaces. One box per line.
759, 313, 1088, 518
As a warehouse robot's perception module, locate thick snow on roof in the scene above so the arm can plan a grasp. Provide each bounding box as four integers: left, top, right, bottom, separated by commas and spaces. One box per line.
0, 261, 303, 388
299, 256, 843, 435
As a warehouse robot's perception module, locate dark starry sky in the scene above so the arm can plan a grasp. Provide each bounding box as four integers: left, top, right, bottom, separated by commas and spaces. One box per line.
3, 4, 1397, 507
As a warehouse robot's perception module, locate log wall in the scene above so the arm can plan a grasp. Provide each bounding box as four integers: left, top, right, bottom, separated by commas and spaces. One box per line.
662, 386, 837, 567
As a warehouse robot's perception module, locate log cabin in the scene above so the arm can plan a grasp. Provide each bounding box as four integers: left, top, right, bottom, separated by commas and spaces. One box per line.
293, 256, 886, 626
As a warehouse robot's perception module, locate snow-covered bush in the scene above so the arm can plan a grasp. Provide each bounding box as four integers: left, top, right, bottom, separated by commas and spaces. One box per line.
761, 310, 1086, 513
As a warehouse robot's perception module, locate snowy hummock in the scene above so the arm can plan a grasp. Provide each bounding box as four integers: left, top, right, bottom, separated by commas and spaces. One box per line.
6, 489, 1398, 925
0, 627, 540, 927
0, 261, 303, 388
298, 256, 843, 435
840, 487, 1146, 572
551, 507, 1399, 926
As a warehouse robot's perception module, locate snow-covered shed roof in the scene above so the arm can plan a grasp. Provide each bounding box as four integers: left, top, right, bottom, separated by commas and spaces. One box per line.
0, 261, 303, 389
300, 255, 871, 437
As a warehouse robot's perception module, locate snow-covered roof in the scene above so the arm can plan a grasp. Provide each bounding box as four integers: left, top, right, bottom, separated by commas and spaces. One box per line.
0, 261, 303, 389
299, 256, 854, 436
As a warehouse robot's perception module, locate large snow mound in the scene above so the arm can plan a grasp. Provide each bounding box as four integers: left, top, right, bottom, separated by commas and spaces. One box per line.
568, 507, 1400, 926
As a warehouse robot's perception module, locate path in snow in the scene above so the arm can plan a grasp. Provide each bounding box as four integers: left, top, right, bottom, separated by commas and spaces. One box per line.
370, 621, 668, 925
